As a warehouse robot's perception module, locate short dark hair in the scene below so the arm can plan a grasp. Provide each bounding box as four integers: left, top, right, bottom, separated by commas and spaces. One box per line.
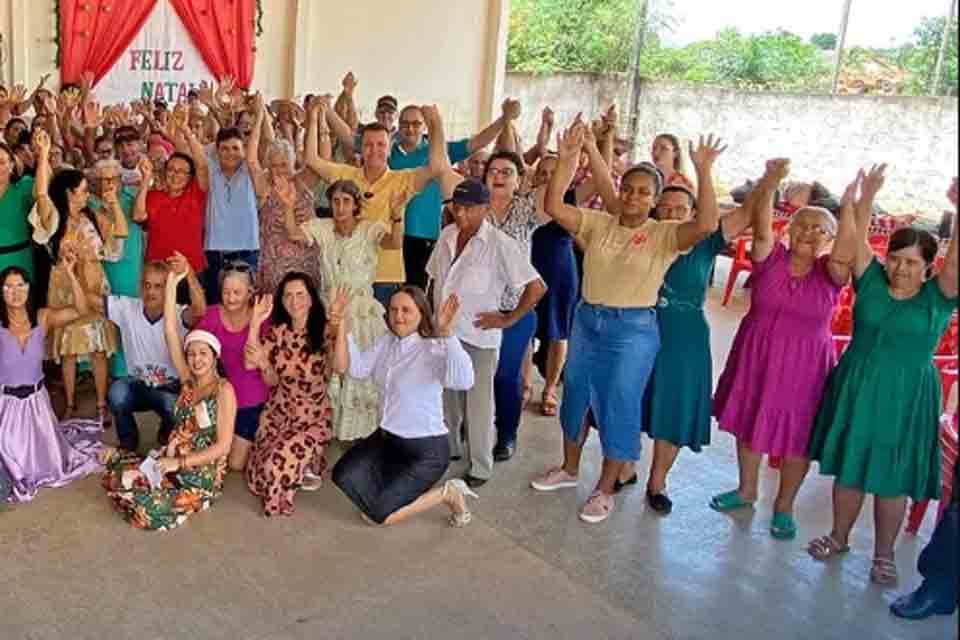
167, 152, 196, 178
0, 266, 38, 329
216, 127, 244, 146
4, 117, 27, 133
483, 151, 526, 183
660, 185, 697, 208
360, 122, 392, 142
114, 126, 140, 143
888, 227, 939, 265
623, 162, 664, 198
326, 180, 364, 217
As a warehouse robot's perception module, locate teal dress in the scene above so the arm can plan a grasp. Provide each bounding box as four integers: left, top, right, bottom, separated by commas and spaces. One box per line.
0, 177, 36, 280
91, 187, 142, 378
809, 260, 957, 500
642, 230, 727, 451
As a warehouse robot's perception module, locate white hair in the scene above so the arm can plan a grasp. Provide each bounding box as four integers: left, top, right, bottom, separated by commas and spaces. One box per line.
266, 139, 296, 171
792, 206, 839, 237
93, 158, 122, 174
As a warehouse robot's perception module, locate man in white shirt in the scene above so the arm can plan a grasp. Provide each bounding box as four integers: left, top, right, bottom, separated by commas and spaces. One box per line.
104, 256, 206, 451
427, 180, 546, 487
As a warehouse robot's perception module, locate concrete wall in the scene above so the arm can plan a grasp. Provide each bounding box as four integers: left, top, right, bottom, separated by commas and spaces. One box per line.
505, 72, 960, 216
0, 0, 511, 138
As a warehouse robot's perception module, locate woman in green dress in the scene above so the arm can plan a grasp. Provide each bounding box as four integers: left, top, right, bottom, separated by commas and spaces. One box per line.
625, 159, 784, 514
807, 171, 959, 587
102, 265, 238, 532
0, 142, 36, 279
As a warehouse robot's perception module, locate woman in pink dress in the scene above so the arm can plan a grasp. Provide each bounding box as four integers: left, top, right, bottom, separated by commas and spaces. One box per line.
0, 263, 103, 503
710, 162, 860, 540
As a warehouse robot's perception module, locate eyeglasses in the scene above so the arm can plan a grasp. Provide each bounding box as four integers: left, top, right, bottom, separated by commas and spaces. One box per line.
223, 261, 253, 274
793, 223, 832, 237
399, 120, 424, 129
487, 168, 516, 178
2, 283, 29, 293
95, 175, 121, 183
167, 167, 191, 176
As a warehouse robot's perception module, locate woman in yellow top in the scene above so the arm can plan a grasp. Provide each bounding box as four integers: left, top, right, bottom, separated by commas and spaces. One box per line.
531, 120, 724, 524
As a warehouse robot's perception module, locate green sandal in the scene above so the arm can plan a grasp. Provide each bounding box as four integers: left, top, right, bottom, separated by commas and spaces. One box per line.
710, 490, 755, 513
770, 512, 798, 540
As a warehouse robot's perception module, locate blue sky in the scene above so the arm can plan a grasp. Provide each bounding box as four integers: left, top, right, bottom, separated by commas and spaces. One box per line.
661, 0, 955, 47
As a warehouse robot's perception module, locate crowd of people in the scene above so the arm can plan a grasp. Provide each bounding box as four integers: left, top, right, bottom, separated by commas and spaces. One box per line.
0, 70, 957, 620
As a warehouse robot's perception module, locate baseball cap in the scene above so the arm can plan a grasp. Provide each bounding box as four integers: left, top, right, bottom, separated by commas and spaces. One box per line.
376, 95, 399, 113
444, 179, 491, 207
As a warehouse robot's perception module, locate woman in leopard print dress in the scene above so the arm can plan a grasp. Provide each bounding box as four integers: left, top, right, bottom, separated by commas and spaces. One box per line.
244, 272, 342, 517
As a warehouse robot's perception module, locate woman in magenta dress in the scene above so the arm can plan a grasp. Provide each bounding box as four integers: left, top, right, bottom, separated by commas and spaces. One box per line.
710, 162, 860, 540
0, 263, 103, 503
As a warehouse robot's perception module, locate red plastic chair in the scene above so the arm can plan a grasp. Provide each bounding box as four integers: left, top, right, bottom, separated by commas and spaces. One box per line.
722, 237, 752, 306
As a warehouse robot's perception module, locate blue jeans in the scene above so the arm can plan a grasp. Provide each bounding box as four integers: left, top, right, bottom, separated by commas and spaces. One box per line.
108, 378, 181, 449
373, 283, 401, 308
494, 311, 537, 447
204, 250, 259, 305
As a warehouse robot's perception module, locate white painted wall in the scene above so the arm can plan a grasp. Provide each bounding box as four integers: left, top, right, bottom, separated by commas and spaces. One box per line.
0, 0, 510, 137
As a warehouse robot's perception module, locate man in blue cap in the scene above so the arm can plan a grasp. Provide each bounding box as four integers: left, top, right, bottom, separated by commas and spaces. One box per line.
427, 179, 546, 488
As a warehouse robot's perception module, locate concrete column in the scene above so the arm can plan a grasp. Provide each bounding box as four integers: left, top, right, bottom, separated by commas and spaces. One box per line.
480, 0, 511, 125
290, 0, 313, 99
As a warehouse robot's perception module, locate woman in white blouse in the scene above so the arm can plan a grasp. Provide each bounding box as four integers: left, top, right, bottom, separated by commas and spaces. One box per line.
331, 286, 479, 527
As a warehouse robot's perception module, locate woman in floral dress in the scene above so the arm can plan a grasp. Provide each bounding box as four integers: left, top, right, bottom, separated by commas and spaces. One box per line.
32, 132, 126, 420
283, 179, 404, 441
101, 267, 238, 532
244, 273, 345, 517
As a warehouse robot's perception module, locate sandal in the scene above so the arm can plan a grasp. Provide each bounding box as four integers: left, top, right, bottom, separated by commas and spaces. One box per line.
443, 479, 479, 528
870, 556, 899, 586
770, 512, 798, 540
709, 490, 755, 513
522, 385, 534, 410
97, 404, 113, 428
807, 535, 851, 562
541, 388, 560, 417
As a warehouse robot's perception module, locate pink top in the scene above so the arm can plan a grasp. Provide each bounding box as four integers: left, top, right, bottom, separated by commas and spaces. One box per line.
196, 306, 270, 409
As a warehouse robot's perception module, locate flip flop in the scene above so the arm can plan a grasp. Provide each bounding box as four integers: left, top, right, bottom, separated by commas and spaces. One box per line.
770, 512, 798, 540
710, 490, 755, 513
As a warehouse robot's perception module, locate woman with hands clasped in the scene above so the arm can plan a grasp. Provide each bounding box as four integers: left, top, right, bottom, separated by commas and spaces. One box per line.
530, 120, 721, 524
101, 265, 238, 531
711, 161, 859, 540
243, 274, 340, 518
807, 174, 959, 586
331, 287, 479, 528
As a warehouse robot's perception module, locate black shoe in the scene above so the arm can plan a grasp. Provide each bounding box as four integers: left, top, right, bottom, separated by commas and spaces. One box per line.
450, 455, 463, 462
117, 438, 139, 453
463, 474, 488, 489
890, 586, 956, 620
646, 490, 674, 515
493, 441, 516, 462
613, 474, 638, 493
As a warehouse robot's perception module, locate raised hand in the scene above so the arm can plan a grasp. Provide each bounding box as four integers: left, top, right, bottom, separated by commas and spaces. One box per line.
252, 295, 274, 325
82, 99, 101, 129
165, 251, 191, 278
10, 84, 27, 104
860, 163, 887, 199
502, 98, 522, 122
196, 81, 214, 105
603, 104, 619, 129
541, 107, 555, 130
60, 246, 79, 273
435, 294, 461, 337
420, 104, 442, 129
167, 269, 187, 290
329, 286, 351, 322
31, 129, 51, 157
80, 71, 95, 94
342, 71, 358, 93
840, 170, 864, 209
272, 175, 297, 209
762, 158, 791, 185
138, 157, 154, 186
688, 134, 727, 171
557, 121, 586, 161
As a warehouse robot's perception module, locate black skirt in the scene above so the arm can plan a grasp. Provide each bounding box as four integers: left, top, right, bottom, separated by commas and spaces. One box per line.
333, 430, 450, 524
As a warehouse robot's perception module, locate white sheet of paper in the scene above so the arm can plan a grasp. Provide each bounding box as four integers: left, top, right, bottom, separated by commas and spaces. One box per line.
139, 457, 165, 490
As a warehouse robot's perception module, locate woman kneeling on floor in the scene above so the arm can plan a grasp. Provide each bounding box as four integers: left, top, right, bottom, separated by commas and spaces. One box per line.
331, 286, 478, 527
101, 266, 237, 531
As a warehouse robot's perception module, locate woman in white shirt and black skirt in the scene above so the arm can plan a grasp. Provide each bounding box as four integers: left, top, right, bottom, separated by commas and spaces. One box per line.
331, 286, 478, 527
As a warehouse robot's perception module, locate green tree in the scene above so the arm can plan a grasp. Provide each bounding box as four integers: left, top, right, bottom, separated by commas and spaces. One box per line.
899, 15, 959, 96
507, 0, 642, 73
810, 32, 838, 51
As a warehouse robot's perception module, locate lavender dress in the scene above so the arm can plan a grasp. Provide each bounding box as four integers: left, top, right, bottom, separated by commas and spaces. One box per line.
713, 243, 842, 457
0, 325, 103, 503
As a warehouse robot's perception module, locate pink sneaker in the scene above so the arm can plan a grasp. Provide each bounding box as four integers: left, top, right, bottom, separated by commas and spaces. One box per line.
531, 467, 579, 492
579, 491, 615, 524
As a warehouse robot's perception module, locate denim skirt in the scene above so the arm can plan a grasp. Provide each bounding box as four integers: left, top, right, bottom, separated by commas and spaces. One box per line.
560, 303, 661, 461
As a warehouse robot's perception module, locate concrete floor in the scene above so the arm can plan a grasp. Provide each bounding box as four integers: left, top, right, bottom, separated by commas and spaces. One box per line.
2, 271, 957, 640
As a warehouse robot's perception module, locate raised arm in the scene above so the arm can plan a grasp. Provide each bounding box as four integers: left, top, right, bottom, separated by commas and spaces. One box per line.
676, 135, 726, 252
381, 192, 406, 250
414, 104, 450, 192
853, 164, 886, 279
545, 122, 587, 235
244, 295, 276, 384
167, 251, 207, 326
751, 159, 790, 263
582, 123, 620, 216
31, 130, 57, 235
303, 99, 341, 182
164, 270, 191, 382
335, 73, 360, 131
468, 98, 518, 155
938, 178, 959, 299
132, 158, 153, 224
523, 107, 554, 167
720, 171, 773, 241
179, 118, 210, 192
275, 175, 308, 244
247, 94, 269, 203
40, 251, 88, 331
826, 175, 861, 287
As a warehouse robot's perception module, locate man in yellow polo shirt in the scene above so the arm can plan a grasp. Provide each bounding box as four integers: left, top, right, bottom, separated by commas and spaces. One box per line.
303, 99, 449, 304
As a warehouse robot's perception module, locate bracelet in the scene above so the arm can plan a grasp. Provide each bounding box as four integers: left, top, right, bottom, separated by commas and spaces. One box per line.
391, 217, 403, 224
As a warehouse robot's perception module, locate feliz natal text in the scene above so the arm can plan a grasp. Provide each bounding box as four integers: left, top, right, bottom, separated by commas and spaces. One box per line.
129, 50, 206, 103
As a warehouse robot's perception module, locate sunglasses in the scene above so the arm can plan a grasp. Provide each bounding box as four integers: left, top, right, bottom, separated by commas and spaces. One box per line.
223, 261, 253, 274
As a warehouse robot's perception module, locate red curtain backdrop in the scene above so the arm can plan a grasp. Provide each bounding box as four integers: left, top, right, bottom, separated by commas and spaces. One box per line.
169, 0, 256, 88
60, 0, 256, 88
60, 0, 159, 85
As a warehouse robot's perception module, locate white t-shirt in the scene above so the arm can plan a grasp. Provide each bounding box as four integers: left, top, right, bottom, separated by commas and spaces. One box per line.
107, 296, 188, 387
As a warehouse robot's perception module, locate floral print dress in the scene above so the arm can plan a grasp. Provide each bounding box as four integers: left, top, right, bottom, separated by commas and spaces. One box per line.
102, 382, 227, 531
246, 325, 334, 517
255, 178, 323, 294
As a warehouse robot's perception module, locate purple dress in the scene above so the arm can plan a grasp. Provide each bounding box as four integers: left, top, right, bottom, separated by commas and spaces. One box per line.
0, 325, 103, 503
713, 243, 842, 457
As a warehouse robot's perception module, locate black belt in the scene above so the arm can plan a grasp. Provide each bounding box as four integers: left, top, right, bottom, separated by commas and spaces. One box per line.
2, 380, 44, 399
0, 240, 31, 256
